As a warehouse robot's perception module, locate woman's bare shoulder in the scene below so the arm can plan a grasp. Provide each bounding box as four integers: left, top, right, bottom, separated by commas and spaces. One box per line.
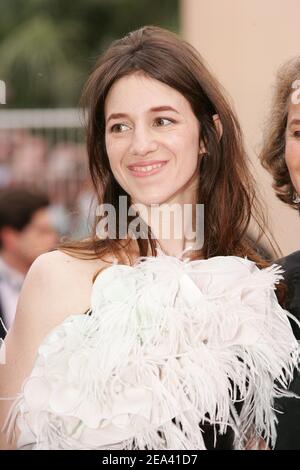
25, 249, 109, 315
7, 249, 111, 350
0, 251, 109, 393
0, 249, 110, 448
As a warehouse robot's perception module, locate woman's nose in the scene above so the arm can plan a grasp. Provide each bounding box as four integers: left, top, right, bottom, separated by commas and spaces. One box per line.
130, 126, 158, 156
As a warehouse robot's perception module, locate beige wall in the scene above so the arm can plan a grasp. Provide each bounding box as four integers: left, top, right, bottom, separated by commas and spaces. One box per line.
180, 0, 300, 256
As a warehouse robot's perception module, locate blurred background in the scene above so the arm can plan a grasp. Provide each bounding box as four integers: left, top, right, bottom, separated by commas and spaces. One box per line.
0, 0, 179, 242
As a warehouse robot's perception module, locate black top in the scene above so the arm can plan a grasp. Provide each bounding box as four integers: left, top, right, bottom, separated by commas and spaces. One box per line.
279, 250, 300, 338
0, 291, 6, 340
275, 250, 300, 450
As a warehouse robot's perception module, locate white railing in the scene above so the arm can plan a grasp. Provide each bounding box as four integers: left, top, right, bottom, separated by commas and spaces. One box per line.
0, 108, 84, 129
0, 81, 5, 105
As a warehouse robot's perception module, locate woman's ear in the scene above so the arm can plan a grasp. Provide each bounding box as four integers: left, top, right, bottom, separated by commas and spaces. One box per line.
213, 114, 223, 140
198, 140, 206, 156
198, 114, 223, 155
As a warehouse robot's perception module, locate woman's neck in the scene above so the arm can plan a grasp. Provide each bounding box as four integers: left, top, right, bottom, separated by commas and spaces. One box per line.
131, 202, 200, 259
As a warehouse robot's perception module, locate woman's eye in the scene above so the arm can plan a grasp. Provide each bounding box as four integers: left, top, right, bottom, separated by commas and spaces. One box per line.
293, 130, 300, 138
154, 117, 173, 127
110, 123, 130, 133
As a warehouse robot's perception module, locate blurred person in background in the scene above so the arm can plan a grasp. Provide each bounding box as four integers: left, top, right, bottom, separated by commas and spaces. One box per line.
46, 142, 87, 208
46, 142, 88, 237
260, 56, 300, 450
10, 134, 47, 186
71, 179, 97, 240
0, 188, 59, 339
0, 131, 13, 188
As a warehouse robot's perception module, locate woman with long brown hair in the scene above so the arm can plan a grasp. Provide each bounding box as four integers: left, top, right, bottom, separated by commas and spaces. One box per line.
0, 26, 298, 450
260, 56, 300, 450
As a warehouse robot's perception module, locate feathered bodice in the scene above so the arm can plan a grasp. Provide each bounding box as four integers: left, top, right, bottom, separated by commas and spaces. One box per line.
4, 252, 300, 450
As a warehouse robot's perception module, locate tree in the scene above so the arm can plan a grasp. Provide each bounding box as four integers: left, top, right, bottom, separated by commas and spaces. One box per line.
0, 0, 179, 108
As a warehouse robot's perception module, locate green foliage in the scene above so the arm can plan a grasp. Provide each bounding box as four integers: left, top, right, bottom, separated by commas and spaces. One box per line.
0, 0, 179, 108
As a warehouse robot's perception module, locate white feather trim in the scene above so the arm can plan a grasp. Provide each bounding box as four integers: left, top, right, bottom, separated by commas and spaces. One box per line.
2, 253, 300, 450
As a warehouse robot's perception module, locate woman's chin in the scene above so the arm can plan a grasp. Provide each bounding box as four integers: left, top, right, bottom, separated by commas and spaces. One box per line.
131, 191, 177, 207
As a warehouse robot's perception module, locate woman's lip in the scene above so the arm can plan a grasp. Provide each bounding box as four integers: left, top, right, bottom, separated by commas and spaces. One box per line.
128, 161, 168, 177
127, 160, 168, 168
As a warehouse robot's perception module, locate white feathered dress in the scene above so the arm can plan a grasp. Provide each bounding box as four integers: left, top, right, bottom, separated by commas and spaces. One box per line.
3, 251, 300, 450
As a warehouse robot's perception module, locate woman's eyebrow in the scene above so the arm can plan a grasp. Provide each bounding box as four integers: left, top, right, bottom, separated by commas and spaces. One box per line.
149, 105, 179, 114
106, 112, 128, 123
288, 118, 300, 127
106, 106, 179, 124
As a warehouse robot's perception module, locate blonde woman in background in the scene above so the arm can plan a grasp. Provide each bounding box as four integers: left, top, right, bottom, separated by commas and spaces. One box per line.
261, 56, 300, 450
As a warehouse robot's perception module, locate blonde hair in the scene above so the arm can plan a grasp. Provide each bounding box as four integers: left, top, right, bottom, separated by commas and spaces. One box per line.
260, 56, 300, 209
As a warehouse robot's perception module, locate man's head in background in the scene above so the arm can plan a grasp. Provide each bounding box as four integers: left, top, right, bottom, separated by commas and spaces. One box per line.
0, 188, 59, 273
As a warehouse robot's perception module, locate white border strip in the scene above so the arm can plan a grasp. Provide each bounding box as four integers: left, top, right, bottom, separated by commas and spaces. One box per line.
0, 108, 85, 129
0, 81, 6, 105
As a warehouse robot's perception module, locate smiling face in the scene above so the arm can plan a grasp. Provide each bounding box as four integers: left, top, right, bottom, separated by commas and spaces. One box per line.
104, 73, 201, 206
285, 100, 300, 195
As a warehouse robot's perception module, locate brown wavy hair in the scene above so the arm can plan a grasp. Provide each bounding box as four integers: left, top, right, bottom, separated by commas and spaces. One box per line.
260, 56, 300, 209
59, 25, 272, 272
